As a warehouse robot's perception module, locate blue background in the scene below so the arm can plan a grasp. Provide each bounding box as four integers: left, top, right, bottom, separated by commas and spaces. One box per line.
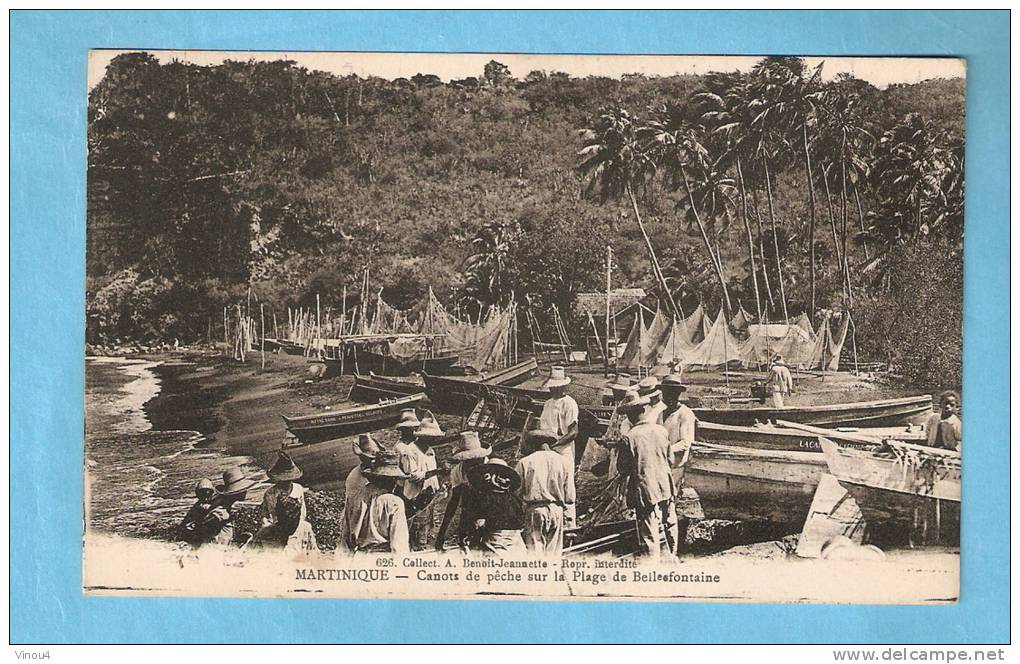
10, 10, 1009, 644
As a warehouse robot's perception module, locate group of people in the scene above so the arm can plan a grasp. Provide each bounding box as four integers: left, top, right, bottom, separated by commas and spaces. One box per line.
177, 451, 317, 552
177, 364, 699, 560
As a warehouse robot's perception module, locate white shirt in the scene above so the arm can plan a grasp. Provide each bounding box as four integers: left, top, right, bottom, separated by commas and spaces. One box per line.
539, 394, 579, 464
396, 442, 439, 499
515, 450, 575, 507
663, 404, 698, 464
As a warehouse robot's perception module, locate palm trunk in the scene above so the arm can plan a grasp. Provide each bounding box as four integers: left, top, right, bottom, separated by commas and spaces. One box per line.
680, 166, 732, 317
839, 136, 854, 308
802, 122, 818, 322
762, 156, 789, 320
854, 186, 870, 260
821, 164, 853, 304
750, 189, 776, 311
626, 183, 680, 319
736, 157, 762, 321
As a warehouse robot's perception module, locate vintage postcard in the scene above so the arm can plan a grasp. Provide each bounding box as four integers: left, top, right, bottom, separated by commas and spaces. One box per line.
84, 50, 963, 602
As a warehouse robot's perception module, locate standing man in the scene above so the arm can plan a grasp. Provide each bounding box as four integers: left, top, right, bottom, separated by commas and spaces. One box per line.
767, 355, 794, 408
637, 375, 666, 424
660, 374, 697, 472
397, 412, 444, 549
616, 392, 679, 561
393, 408, 421, 446
344, 433, 382, 525
604, 375, 634, 406
515, 428, 574, 557
925, 391, 962, 451
538, 366, 579, 527
337, 450, 410, 555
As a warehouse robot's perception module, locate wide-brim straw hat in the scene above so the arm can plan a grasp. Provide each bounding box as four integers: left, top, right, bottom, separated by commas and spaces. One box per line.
660, 374, 688, 393
452, 430, 490, 461
467, 458, 522, 494
267, 450, 303, 481
414, 411, 446, 440
618, 392, 651, 414
606, 375, 634, 392
215, 467, 259, 496
636, 375, 661, 395
363, 450, 409, 481
352, 432, 382, 460
523, 428, 557, 447
395, 408, 422, 430
543, 365, 571, 388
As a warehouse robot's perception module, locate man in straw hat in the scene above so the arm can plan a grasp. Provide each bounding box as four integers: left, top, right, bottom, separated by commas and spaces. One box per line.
515, 428, 574, 557
465, 458, 526, 555
616, 391, 679, 561
394, 407, 422, 445
205, 467, 260, 546
660, 374, 697, 472
767, 354, 794, 408
435, 430, 491, 551
254, 451, 316, 552
337, 450, 410, 554
345, 433, 382, 521
398, 411, 446, 549
637, 375, 666, 424
538, 365, 580, 527
603, 374, 634, 406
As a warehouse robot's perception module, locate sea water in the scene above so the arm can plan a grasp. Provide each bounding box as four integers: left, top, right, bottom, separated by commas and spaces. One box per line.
84, 357, 255, 539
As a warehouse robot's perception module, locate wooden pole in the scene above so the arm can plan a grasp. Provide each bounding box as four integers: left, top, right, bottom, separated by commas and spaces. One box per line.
316, 293, 321, 358
260, 303, 266, 370
605, 245, 612, 377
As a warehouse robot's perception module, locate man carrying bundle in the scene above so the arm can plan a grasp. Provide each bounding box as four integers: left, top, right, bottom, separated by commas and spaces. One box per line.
616, 392, 679, 560
515, 428, 574, 557
538, 366, 579, 527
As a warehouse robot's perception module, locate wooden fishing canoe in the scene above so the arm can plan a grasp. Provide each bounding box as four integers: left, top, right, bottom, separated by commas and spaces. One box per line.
349, 372, 425, 402
575, 395, 932, 440
423, 358, 541, 413
692, 394, 933, 428
682, 442, 829, 526
695, 421, 926, 453
819, 437, 960, 545
282, 393, 426, 445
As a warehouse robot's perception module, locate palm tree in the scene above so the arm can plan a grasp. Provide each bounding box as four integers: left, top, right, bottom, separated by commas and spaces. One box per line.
816, 76, 875, 309
577, 108, 681, 318
759, 57, 825, 321
642, 104, 733, 317
748, 59, 799, 320
694, 71, 764, 321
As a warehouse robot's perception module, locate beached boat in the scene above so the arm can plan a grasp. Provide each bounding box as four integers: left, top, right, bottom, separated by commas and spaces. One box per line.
359, 349, 461, 376
696, 421, 924, 453
692, 394, 933, 428
819, 437, 960, 545
349, 372, 425, 402
576, 395, 932, 440
423, 358, 541, 413
282, 393, 426, 445
682, 442, 829, 526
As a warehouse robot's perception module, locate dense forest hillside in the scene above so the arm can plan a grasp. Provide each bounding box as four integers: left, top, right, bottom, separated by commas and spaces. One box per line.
87, 54, 964, 386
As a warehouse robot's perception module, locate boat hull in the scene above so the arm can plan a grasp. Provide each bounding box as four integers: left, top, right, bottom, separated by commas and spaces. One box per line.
283, 393, 426, 445
682, 443, 827, 527
424, 359, 542, 414
350, 373, 424, 402
692, 394, 933, 428
819, 438, 961, 546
